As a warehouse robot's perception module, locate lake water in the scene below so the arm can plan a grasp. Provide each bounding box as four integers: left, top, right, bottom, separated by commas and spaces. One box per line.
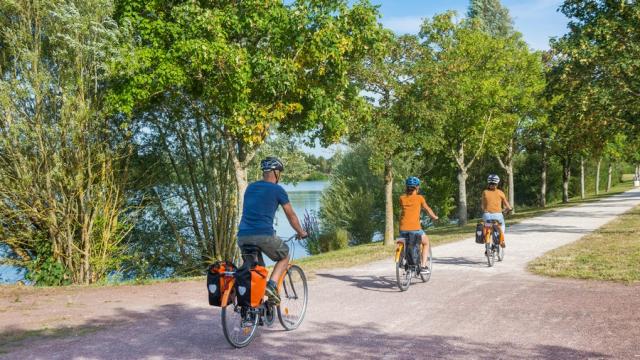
269, 180, 327, 264
0, 180, 327, 283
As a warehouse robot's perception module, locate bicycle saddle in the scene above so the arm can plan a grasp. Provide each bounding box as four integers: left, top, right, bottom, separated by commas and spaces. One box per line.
240, 245, 265, 267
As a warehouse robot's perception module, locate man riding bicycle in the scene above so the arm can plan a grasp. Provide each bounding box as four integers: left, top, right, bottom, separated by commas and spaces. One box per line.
237, 157, 307, 305
481, 174, 513, 248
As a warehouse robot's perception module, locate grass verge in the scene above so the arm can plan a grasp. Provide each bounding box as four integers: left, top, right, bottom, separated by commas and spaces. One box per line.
527, 204, 640, 284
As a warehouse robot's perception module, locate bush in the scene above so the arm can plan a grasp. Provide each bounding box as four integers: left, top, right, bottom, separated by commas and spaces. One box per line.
319, 144, 384, 246
318, 228, 349, 252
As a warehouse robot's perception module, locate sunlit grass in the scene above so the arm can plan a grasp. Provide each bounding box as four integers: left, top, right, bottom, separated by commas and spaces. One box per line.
528, 204, 640, 284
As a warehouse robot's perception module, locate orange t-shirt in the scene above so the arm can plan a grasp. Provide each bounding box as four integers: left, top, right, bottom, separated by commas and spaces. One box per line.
399, 194, 427, 231
482, 189, 507, 213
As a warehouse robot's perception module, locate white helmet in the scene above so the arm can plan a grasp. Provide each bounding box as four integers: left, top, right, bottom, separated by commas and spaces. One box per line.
487, 174, 500, 184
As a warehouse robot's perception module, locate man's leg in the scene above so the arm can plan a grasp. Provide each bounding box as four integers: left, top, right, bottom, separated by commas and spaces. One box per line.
270, 257, 289, 284
262, 235, 290, 305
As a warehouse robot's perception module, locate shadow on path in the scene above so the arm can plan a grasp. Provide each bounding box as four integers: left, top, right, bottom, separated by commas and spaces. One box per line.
0, 305, 614, 360
431, 256, 486, 268
315, 273, 398, 293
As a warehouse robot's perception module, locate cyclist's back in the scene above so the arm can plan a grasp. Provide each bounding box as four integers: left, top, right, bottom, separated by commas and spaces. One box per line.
238, 180, 289, 238
237, 157, 306, 304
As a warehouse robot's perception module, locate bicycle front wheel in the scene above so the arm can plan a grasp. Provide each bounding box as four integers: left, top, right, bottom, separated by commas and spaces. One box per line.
277, 265, 308, 330
396, 253, 411, 291
221, 293, 259, 348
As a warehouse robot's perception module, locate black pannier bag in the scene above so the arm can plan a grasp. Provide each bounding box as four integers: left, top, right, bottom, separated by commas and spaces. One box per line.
207, 261, 234, 306
404, 233, 422, 266
234, 245, 268, 308
475, 222, 484, 244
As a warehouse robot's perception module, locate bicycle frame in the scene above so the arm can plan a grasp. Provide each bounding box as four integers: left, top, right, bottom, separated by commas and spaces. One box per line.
483, 220, 502, 244
221, 235, 298, 309
394, 237, 426, 266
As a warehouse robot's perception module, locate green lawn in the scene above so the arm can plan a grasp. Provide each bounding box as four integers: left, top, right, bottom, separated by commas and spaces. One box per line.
528, 204, 640, 284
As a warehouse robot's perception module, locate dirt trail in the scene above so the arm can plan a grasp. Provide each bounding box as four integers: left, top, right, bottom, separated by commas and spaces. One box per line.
1, 189, 639, 359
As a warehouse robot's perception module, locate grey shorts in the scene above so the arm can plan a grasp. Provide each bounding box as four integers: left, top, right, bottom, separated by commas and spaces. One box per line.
237, 234, 289, 262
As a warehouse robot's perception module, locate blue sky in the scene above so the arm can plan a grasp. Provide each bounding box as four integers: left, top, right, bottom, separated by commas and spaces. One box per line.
374, 0, 569, 51
304, 0, 569, 157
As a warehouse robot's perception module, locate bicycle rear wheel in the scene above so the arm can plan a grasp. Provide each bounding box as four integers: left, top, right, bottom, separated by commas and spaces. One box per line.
396, 253, 411, 291
485, 243, 495, 267
420, 245, 432, 282
221, 293, 259, 348
277, 265, 308, 330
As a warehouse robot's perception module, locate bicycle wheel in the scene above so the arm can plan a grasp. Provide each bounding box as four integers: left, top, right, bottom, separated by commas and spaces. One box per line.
485, 243, 494, 267
221, 292, 259, 348
420, 245, 432, 282
497, 245, 504, 261
277, 265, 308, 330
396, 252, 411, 291
492, 231, 504, 262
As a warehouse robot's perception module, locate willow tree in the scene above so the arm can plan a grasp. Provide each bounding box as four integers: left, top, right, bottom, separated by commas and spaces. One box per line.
111, 0, 384, 225
413, 12, 539, 225
0, 0, 130, 284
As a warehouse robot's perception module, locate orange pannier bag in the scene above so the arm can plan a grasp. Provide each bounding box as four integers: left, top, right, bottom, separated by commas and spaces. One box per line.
207, 261, 235, 307
235, 264, 268, 308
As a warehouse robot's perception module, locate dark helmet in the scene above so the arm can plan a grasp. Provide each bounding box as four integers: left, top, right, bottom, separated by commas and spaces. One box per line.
487, 174, 500, 185
260, 156, 284, 172
405, 176, 421, 187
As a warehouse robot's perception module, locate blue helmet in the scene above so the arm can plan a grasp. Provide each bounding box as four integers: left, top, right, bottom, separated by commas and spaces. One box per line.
405, 176, 421, 187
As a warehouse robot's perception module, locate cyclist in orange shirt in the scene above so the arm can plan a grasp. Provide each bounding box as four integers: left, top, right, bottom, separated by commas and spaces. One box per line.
399, 177, 438, 274
482, 174, 513, 247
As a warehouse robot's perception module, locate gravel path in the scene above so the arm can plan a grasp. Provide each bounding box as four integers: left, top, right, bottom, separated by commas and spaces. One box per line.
2, 189, 639, 360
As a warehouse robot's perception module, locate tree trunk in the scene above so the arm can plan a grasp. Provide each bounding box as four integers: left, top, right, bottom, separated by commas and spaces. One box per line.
457, 168, 469, 225
580, 157, 585, 200
383, 159, 394, 246
607, 163, 613, 192
540, 147, 547, 208
234, 165, 248, 222
595, 157, 601, 195
562, 157, 571, 203
496, 138, 515, 212
507, 160, 515, 214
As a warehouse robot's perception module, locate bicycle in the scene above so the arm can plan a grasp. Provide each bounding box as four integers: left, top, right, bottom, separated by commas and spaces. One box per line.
219, 235, 308, 348
394, 219, 434, 291
482, 209, 509, 267
482, 220, 504, 267
394, 236, 432, 291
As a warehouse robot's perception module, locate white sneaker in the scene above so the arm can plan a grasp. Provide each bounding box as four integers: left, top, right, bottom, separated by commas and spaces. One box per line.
420, 266, 431, 275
